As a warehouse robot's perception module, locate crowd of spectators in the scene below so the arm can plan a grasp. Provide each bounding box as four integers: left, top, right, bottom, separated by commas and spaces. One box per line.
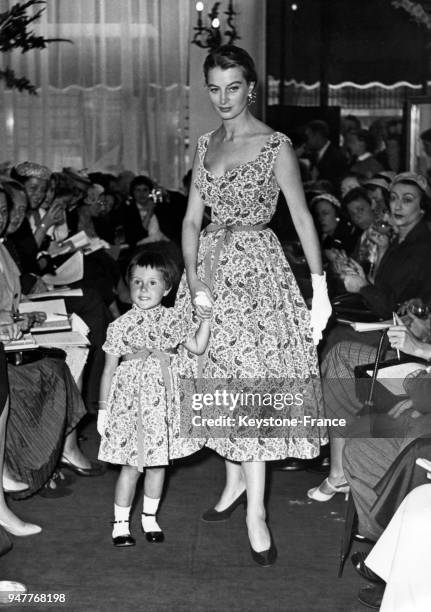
1, 112, 431, 608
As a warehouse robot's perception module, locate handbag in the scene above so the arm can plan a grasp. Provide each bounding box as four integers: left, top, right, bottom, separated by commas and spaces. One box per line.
355, 332, 428, 414
6, 346, 67, 366
332, 293, 381, 323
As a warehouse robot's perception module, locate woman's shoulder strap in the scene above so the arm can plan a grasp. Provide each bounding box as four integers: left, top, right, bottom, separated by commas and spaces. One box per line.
271, 131, 293, 148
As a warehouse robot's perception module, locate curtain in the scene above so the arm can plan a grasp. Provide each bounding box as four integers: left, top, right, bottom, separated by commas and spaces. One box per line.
0, 0, 191, 189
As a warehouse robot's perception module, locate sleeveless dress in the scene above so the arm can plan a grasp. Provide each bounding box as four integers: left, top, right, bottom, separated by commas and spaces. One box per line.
174, 131, 326, 462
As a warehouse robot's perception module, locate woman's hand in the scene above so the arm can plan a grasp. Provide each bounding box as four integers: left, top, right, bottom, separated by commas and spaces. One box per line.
190, 278, 213, 320
343, 273, 368, 293
42, 201, 65, 229
0, 321, 22, 342
48, 240, 74, 257
388, 398, 415, 419
28, 277, 49, 295
387, 324, 426, 358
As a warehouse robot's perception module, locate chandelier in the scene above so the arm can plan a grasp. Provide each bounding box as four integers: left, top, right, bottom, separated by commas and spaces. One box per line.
191, 1, 240, 50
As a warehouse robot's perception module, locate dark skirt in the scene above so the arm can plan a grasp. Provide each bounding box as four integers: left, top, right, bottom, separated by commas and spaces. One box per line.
5, 355, 86, 498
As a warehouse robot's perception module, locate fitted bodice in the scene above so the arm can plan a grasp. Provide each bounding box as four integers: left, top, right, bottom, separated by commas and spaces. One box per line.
195, 131, 292, 225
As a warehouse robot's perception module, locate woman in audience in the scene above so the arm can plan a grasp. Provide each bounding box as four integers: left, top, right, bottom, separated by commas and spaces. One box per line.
118, 175, 168, 248
309, 305, 431, 502
311, 193, 356, 254
339, 173, 361, 198
360, 483, 431, 611
341, 173, 431, 319
0, 185, 102, 499
0, 324, 41, 535
363, 176, 390, 220
1, 177, 112, 411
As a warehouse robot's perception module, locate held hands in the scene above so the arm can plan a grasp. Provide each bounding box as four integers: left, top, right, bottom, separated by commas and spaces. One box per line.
310, 272, 332, 345
190, 279, 213, 320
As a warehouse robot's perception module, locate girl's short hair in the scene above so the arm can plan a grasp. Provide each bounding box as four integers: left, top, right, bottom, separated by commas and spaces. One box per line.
203, 44, 258, 86
126, 250, 179, 290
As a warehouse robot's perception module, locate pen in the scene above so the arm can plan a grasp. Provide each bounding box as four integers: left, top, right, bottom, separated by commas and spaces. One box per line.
392, 312, 400, 360
53, 313, 70, 317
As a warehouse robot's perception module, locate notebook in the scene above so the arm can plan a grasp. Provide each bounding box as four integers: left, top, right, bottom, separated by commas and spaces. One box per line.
19, 299, 71, 333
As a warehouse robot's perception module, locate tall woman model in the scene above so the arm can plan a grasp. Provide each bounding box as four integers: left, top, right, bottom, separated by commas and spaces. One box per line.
175, 45, 331, 565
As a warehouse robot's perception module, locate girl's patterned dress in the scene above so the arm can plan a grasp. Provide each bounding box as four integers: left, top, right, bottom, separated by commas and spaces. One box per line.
98, 304, 200, 468
174, 131, 327, 462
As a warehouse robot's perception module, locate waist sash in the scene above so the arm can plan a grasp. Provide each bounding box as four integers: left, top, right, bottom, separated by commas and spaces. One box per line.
123, 347, 177, 471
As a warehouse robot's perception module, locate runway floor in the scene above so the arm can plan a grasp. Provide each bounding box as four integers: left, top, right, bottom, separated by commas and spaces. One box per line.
3, 420, 371, 611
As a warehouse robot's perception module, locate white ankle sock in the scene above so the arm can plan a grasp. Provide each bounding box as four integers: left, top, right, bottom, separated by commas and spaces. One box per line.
112, 504, 131, 538
141, 495, 161, 533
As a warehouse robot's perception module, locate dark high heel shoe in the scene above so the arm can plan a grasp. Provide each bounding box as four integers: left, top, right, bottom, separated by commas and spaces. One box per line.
59, 456, 105, 477
141, 513, 164, 543
201, 490, 247, 522
250, 532, 277, 567
111, 520, 136, 547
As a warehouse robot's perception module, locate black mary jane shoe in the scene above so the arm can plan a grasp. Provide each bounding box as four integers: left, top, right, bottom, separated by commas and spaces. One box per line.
201, 490, 247, 522
112, 520, 136, 548
250, 533, 277, 567
141, 513, 164, 543
351, 552, 384, 584
59, 456, 105, 477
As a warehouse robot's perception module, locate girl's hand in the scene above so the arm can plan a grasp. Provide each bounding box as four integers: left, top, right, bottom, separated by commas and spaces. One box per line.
190, 279, 213, 319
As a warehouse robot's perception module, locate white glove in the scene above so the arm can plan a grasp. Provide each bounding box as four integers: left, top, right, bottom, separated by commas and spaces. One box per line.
194, 291, 212, 308
97, 409, 107, 436
310, 272, 332, 345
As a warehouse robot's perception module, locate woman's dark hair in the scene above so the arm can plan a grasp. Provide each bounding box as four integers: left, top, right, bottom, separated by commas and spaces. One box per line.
126, 250, 180, 291
203, 45, 258, 86
129, 175, 154, 198
342, 186, 372, 209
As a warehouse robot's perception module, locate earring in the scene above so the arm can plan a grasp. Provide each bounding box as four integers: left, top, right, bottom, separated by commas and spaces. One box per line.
247, 90, 257, 105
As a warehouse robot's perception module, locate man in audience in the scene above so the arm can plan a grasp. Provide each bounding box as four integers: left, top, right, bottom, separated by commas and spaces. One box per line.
305, 120, 348, 186
347, 130, 384, 179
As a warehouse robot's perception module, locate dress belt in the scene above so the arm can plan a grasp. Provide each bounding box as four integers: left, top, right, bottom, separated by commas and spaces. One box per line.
198, 222, 268, 379
202, 222, 268, 291
123, 347, 177, 472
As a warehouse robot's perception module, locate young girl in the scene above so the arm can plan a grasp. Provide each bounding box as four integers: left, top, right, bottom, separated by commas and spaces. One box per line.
97, 250, 211, 547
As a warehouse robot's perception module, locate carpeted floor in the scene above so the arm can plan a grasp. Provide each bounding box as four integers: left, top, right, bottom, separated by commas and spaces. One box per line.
2, 421, 371, 612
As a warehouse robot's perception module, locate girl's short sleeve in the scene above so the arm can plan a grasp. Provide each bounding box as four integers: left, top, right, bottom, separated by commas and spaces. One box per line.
166, 306, 193, 347
102, 320, 126, 356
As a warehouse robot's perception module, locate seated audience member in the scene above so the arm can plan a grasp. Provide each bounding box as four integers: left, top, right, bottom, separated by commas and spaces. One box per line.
0, 333, 40, 535
347, 130, 384, 180
341, 173, 431, 319
1, 178, 112, 412
117, 175, 168, 248
385, 134, 402, 174
309, 309, 431, 506
358, 483, 431, 611
342, 187, 376, 267
311, 193, 356, 254
339, 173, 361, 199
0, 201, 100, 506
363, 176, 390, 220
305, 120, 348, 186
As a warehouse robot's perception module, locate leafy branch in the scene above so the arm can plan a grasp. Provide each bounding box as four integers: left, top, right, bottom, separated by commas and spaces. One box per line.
0, 0, 71, 94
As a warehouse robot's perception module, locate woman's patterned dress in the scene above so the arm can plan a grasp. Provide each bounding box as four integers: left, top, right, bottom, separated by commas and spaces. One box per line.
174, 131, 326, 462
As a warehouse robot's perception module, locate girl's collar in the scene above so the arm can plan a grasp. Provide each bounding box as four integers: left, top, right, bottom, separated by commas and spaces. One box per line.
132, 303, 163, 315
